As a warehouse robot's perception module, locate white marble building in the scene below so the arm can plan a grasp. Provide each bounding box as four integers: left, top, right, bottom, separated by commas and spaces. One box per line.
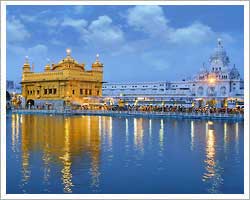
102, 39, 244, 107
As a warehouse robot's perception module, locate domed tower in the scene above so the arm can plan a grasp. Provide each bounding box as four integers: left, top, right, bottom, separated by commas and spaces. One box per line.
44, 64, 51, 72
22, 56, 31, 73
91, 54, 104, 97
209, 38, 230, 73
92, 54, 103, 72
229, 64, 240, 80
52, 48, 85, 71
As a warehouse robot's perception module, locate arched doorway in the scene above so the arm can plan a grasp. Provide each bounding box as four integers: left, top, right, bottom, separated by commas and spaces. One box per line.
26, 99, 34, 109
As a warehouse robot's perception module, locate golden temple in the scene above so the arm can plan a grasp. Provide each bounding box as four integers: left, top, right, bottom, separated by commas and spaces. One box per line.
21, 49, 103, 109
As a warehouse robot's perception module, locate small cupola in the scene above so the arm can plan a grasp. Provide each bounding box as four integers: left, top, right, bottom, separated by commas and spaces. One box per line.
44, 64, 51, 72
92, 54, 103, 72
44, 59, 51, 72
22, 56, 31, 73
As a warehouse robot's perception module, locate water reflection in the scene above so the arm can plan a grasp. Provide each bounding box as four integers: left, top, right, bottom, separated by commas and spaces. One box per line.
11, 114, 20, 153
60, 118, 73, 193
235, 122, 239, 155
149, 119, 152, 137
202, 121, 223, 193
190, 120, 194, 151
17, 114, 102, 193
224, 122, 228, 154
133, 118, 144, 153
125, 118, 129, 143
159, 119, 164, 151
8, 113, 243, 194
104, 117, 113, 151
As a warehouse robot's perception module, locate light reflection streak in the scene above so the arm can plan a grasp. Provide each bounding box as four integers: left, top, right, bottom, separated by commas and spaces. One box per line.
60, 118, 74, 193
99, 116, 102, 137
149, 119, 152, 137
224, 122, 228, 153
134, 118, 144, 152
125, 118, 129, 143
87, 116, 91, 145
11, 114, 20, 153
11, 114, 16, 152
89, 117, 101, 191
108, 117, 113, 150
190, 120, 194, 151
20, 114, 31, 193
202, 121, 223, 193
159, 119, 164, 151
235, 122, 239, 154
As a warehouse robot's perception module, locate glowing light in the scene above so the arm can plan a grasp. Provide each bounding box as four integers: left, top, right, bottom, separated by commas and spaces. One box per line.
209, 78, 215, 84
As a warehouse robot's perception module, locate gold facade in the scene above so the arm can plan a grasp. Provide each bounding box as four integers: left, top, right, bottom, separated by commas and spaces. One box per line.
21, 49, 103, 106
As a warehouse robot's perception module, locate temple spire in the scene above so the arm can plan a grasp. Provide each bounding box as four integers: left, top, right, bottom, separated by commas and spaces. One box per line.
217, 38, 223, 47
25, 56, 29, 64
66, 48, 71, 57
96, 54, 100, 62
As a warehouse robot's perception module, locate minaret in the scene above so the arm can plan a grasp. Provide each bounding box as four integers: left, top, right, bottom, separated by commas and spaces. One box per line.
22, 56, 31, 73
92, 54, 103, 72
92, 54, 103, 97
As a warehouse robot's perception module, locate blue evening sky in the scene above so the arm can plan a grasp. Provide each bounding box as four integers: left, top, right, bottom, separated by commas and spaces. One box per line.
6, 5, 244, 83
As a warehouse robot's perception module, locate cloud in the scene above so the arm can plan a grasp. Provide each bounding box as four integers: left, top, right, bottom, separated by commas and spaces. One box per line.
85, 16, 124, 47
20, 12, 60, 27
7, 17, 30, 42
127, 5, 169, 38
63, 15, 124, 51
170, 22, 214, 44
126, 5, 233, 46
61, 17, 88, 30
20, 14, 37, 22
73, 6, 85, 14
43, 17, 60, 27
27, 44, 48, 58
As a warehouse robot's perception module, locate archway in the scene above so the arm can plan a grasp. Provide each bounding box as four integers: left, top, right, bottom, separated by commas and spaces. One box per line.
26, 99, 34, 109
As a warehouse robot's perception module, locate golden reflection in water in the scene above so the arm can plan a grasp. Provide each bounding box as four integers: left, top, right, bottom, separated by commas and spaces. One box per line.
99, 116, 102, 137
60, 118, 73, 193
202, 121, 223, 193
190, 120, 194, 151
18, 114, 101, 193
20, 115, 31, 192
134, 118, 144, 152
159, 119, 164, 151
11, 114, 20, 153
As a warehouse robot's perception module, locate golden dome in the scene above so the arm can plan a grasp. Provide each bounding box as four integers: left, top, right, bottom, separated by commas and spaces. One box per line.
52, 48, 85, 71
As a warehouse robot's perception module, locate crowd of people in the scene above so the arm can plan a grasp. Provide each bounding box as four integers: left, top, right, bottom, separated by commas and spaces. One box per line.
79, 104, 244, 115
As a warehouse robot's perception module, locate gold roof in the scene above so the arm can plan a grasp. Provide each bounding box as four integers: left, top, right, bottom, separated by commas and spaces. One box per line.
52, 49, 85, 71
